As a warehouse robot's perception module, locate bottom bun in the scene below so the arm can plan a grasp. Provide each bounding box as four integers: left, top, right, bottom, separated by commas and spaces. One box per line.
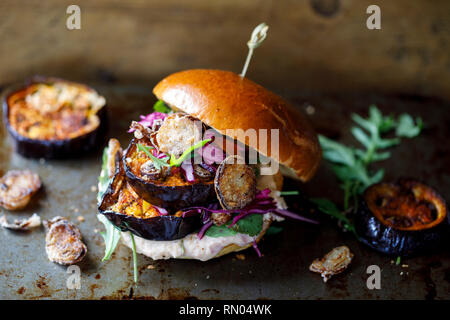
121, 213, 273, 261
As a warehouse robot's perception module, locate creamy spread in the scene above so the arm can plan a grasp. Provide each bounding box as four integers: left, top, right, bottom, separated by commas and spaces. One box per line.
121, 173, 286, 261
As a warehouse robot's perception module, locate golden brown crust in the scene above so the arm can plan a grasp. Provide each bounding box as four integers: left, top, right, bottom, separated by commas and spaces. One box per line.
153, 69, 321, 182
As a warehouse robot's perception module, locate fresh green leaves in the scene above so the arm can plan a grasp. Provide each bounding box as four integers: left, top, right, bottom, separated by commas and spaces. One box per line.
97, 147, 111, 204
153, 100, 172, 114
97, 214, 121, 261
265, 225, 283, 236
129, 233, 138, 283
310, 198, 358, 238
316, 105, 422, 237
169, 138, 212, 167
97, 145, 122, 262
319, 105, 423, 211
396, 114, 423, 138
137, 143, 170, 171
137, 139, 212, 169
279, 191, 300, 196
206, 214, 264, 238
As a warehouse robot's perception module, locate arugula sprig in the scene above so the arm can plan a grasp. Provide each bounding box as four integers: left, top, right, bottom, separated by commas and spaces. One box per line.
137, 143, 170, 170
153, 100, 172, 114
316, 105, 422, 234
138, 139, 212, 169
96, 145, 138, 283
169, 138, 212, 167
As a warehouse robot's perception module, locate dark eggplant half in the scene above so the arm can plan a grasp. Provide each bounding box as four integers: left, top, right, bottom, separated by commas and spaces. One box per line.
98, 154, 202, 241
355, 179, 449, 257
2, 77, 107, 159
123, 138, 216, 211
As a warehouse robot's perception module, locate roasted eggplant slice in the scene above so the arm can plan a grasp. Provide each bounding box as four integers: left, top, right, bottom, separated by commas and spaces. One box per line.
3, 77, 107, 159
123, 138, 216, 211
214, 155, 257, 210
44, 216, 87, 265
355, 179, 449, 256
0, 170, 41, 210
99, 146, 202, 240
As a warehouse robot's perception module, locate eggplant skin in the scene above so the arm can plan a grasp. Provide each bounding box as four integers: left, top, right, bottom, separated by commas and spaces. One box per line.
2, 78, 108, 159
100, 209, 201, 241
123, 139, 216, 211
355, 199, 450, 257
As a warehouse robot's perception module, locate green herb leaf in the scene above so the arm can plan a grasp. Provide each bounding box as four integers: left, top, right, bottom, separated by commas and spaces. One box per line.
351, 113, 377, 136
137, 143, 170, 171
396, 114, 423, 138
351, 127, 371, 149
319, 135, 355, 167
265, 225, 283, 236
153, 100, 171, 114
310, 198, 358, 238
169, 138, 212, 167
97, 147, 111, 204
129, 232, 138, 283
206, 214, 264, 238
97, 214, 121, 261
369, 105, 396, 132
279, 191, 300, 196
316, 105, 423, 239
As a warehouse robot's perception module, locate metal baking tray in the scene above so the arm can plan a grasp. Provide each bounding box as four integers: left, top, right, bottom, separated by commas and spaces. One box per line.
0, 84, 448, 299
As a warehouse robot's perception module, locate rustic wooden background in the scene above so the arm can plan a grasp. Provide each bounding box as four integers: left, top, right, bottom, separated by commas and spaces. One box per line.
0, 0, 449, 100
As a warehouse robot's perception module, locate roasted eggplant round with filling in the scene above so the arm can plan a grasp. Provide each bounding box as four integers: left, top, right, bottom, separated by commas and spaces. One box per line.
3, 77, 107, 159
214, 155, 257, 210
99, 160, 202, 240
123, 138, 216, 211
355, 179, 449, 257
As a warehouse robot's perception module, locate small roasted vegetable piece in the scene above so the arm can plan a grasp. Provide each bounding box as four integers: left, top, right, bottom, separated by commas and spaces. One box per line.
156, 113, 202, 157
3, 77, 107, 159
210, 212, 231, 226
214, 155, 256, 210
310, 246, 354, 283
193, 164, 215, 180
123, 139, 216, 211
355, 179, 449, 256
43, 216, 87, 265
0, 213, 41, 231
140, 160, 164, 180
0, 170, 41, 210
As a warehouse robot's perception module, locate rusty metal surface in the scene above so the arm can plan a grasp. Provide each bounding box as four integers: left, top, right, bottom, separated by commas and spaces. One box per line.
0, 84, 449, 300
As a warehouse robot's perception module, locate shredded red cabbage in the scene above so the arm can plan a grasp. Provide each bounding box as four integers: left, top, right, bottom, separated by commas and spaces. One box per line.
128, 112, 168, 132
187, 188, 319, 240
197, 221, 213, 239
154, 205, 168, 216
180, 162, 195, 182
252, 240, 262, 258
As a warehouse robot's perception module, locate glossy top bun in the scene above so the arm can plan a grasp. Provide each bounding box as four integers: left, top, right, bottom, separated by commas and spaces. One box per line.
153, 69, 321, 181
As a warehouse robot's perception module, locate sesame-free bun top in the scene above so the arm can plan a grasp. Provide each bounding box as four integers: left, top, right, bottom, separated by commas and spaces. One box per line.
153, 69, 321, 182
